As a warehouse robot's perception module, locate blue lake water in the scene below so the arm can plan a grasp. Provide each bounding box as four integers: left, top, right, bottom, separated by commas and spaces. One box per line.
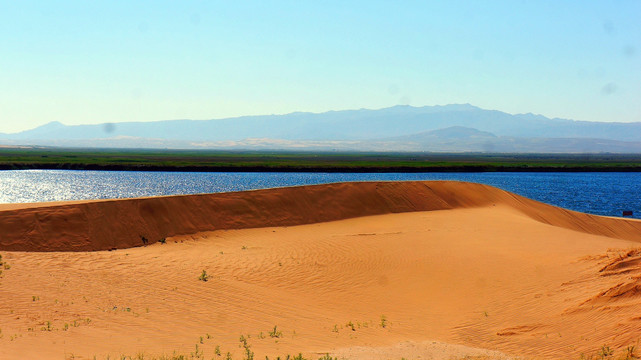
1, 170, 640, 219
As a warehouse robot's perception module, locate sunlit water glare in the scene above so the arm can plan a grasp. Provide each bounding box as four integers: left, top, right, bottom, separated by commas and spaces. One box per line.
1, 170, 640, 219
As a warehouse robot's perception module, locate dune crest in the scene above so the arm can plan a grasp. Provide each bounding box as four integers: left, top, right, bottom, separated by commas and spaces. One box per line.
1, 181, 640, 251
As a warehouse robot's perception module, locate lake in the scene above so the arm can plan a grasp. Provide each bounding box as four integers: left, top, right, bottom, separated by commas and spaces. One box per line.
1, 170, 640, 219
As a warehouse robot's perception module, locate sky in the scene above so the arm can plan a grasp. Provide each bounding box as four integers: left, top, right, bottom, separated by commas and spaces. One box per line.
1, 1, 640, 134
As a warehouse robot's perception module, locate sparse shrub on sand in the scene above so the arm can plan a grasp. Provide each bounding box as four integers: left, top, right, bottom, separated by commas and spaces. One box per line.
41, 321, 53, 331
159, 237, 166, 244
198, 270, 209, 282
624, 345, 637, 360
598, 345, 614, 359
346, 321, 355, 331
380, 315, 387, 328
0, 253, 9, 276
191, 343, 203, 359
317, 355, 337, 360
268, 325, 282, 338
239, 335, 254, 360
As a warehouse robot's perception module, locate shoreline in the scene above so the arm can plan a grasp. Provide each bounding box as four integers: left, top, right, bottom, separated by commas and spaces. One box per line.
2, 149, 641, 173
4, 163, 641, 172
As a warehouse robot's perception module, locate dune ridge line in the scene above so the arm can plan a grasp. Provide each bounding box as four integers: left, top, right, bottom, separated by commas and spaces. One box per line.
1, 180, 640, 252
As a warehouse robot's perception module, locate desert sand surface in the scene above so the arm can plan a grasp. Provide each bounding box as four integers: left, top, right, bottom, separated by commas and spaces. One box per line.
1, 181, 641, 360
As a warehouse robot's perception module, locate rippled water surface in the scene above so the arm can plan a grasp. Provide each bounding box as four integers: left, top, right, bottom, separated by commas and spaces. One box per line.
1, 170, 640, 218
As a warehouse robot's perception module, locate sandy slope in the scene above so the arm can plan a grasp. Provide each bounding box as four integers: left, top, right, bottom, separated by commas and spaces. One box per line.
1, 181, 641, 359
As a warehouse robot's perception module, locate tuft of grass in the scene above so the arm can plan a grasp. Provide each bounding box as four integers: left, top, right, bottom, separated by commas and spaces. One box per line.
41, 321, 53, 331
380, 315, 387, 328
268, 325, 282, 338
159, 238, 166, 244
198, 270, 209, 282
346, 321, 355, 331
598, 345, 614, 359
190, 343, 203, 359
624, 345, 638, 360
239, 335, 254, 360
317, 355, 337, 360
0, 254, 9, 276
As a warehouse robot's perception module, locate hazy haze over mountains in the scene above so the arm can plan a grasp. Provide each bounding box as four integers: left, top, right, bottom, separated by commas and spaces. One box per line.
2, 104, 641, 153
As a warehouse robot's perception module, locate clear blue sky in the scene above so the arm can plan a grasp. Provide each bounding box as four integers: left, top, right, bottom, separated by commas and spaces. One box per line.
1, 1, 639, 133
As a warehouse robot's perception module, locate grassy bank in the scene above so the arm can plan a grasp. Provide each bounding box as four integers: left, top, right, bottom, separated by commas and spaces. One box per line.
1, 148, 641, 172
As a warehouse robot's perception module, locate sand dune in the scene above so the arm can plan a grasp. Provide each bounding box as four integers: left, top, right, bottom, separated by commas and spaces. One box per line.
1, 181, 640, 252
1, 181, 641, 359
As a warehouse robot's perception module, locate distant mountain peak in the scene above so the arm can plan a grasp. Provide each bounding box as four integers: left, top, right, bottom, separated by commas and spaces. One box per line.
428, 126, 497, 138
37, 121, 66, 129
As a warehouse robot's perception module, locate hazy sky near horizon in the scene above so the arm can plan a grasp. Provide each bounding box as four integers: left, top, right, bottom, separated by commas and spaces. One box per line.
1, 1, 640, 133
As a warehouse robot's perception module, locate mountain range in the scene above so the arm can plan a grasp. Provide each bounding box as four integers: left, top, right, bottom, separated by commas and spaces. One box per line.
2, 104, 640, 153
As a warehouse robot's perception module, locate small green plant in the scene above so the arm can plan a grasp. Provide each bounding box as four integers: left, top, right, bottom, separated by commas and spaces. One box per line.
159, 238, 166, 244
226, 352, 233, 360
598, 345, 614, 359
191, 343, 203, 359
331, 324, 338, 333
269, 325, 282, 338
242, 246, 247, 250
41, 321, 53, 331
239, 335, 254, 360
346, 321, 355, 331
198, 270, 209, 282
214, 345, 221, 356
380, 315, 387, 328
0, 254, 8, 276
32, 295, 39, 301
624, 345, 637, 360
318, 355, 336, 360
199, 336, 204, 344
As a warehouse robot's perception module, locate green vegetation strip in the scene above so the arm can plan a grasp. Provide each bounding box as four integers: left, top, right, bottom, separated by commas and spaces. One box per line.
1, 148, 641, 172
